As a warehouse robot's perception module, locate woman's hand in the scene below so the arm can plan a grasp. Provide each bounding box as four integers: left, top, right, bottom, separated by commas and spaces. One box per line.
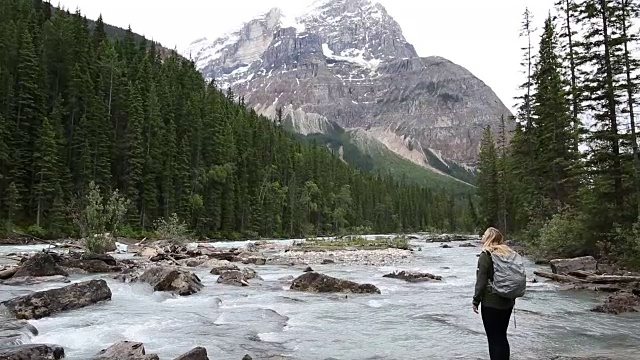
473, 304, 478, 314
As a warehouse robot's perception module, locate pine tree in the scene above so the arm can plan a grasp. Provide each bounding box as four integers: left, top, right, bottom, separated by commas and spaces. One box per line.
615, 0, 640, 219
476, 126, 500, 229
13, 29, 44, 201
5, 182, 20, 229
518, 7, 536, 130
33, 114, 63, 227
578, 0, 625, 223
531, 15, 580, 211
554, 0, 583, 145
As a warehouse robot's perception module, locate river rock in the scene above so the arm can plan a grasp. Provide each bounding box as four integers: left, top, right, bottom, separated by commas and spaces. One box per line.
591, 291, 640, 315
13, 252, 68, 278
0, 318, 39, 346
173, 346, 209, 360
1, 279, 111, 320
136, 266, 203, 296
216, 270, 250, 286
1, 275, 70, 286
82, 253, 118, 266
440, 244, 452, 249
182, 255, 209, 267
550, 256, 597, 275
321, 259, 335, 264
242, 267, 259, 280
139, 246, 162, 258
383, 270, 442, 283
234, 253, 267, 265
60, 258, 120, 273
290, 272, 381, 294
459, 243, 476, 248
0, 344, 65, 359
303, 266, 314, 272
209, 261, 240, 275
92, 341, 159, 360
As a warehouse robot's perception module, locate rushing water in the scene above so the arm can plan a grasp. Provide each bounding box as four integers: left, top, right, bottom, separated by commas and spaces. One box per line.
1, 241, 639, 360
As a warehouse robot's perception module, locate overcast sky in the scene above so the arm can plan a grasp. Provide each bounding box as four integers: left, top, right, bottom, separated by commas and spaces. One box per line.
57, 0, 556, 111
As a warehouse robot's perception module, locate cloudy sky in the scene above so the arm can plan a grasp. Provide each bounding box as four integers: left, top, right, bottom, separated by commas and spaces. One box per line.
57, 0, 556, 111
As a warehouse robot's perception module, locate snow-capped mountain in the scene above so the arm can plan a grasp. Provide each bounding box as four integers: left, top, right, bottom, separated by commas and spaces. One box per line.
182, 0, 512, 176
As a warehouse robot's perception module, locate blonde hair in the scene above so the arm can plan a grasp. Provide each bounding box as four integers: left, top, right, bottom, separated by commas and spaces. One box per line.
481, 227, 512, 257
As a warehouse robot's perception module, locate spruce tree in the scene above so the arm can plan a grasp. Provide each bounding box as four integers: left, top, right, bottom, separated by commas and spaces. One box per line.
531, 15, 580, 210
476, 126, 500, 229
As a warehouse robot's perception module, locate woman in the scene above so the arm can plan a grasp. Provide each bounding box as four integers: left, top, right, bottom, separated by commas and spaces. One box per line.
473, 227, 515, 360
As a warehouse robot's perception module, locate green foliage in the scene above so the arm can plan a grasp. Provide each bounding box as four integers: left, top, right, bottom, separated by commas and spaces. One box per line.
0, 0, 475, 242
71, 181, 130, 253
475, 4, 640, 268
26, 224, 47, 239
154, 213, 189, 243
535, 210, 590, 259
476, 126, 500, 230
612, 223, 640, 269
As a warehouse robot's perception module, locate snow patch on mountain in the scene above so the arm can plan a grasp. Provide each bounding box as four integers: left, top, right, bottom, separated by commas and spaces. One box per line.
322, 44, 382, 69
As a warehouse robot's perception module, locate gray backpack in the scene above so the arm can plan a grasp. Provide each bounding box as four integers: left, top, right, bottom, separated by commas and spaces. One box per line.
487, 250, 527, 299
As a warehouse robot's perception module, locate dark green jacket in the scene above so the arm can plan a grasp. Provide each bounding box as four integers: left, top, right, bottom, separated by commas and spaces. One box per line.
473, 251, 515, 309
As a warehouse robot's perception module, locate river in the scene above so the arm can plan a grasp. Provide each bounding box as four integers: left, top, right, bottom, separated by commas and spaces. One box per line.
0, 240, 639, 360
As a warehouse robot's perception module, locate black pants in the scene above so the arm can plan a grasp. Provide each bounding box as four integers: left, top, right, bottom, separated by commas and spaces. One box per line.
481, 305, 513, 360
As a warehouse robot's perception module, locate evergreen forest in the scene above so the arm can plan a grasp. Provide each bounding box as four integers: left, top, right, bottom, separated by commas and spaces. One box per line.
0, 0, 475, 241
476, 0, 640, 268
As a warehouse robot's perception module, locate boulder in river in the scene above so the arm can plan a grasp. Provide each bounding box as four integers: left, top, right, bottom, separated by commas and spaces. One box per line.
550, 256, 597, 275
0, 344, 65, 359
1, 279, 111, 320
0, 318, 39, 346
216, 270, 250, 286
459, 243, 476, 248
13, 252, 68, 278
209, 261, 240, 275
383, 271, 442, 283
136, 266, 204, 296
92, 341, 159, 360
591, 291, 640, 315
234, 253, 267, 265
290, 272, 381, 294
173, 346, 209, 360
182, 255, 209, 267
242, 267, 259, 280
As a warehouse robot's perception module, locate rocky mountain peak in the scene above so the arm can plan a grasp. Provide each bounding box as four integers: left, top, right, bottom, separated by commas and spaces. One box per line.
183, 1, 512, 179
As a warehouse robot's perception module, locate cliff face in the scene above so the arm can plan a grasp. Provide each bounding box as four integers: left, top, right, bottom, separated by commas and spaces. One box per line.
183, 0, 512, 174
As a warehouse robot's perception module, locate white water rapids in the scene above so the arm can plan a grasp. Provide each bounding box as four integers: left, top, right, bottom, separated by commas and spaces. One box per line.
0, 240, 639, 359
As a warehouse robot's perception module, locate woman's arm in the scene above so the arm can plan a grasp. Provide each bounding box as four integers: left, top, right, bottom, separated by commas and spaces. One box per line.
473, 251, 490, 307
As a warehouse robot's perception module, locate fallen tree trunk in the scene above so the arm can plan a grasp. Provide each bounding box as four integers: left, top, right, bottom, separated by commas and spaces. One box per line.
534, 271, 585, 283
584, 275, 640, 284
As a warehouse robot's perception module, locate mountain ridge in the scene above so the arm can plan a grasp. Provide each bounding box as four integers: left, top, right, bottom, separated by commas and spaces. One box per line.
183, 0, 512, 183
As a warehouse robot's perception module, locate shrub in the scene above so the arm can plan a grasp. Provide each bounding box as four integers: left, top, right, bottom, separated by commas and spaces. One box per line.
154, 213, 189, 244
26, 224, 47, 239
612, 222, 640, 270
70, 181, 130, 254
536, 210, 590, 259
